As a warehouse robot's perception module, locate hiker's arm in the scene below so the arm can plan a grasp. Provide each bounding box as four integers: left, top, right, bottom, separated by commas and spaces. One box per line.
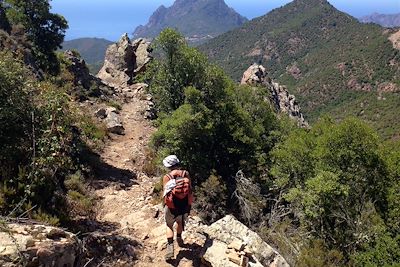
162, 175, 169, 189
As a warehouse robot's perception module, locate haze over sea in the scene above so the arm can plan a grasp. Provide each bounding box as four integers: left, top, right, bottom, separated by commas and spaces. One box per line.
52, 0, 400, 41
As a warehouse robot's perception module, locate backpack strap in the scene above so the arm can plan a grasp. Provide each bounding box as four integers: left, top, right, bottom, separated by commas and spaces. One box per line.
167, 173, 174, 181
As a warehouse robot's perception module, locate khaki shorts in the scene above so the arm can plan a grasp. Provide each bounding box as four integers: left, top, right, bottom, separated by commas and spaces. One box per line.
164, 206, 188, 228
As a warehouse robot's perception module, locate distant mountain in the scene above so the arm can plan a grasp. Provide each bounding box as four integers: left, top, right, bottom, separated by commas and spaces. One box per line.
133, 0, 247, 44
200, 0, 400, 139
360, 13, 400, 28
61, 38, 113, 73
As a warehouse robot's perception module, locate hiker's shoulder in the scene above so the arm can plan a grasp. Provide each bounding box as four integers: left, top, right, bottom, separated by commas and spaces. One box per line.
169, 169, 190, 177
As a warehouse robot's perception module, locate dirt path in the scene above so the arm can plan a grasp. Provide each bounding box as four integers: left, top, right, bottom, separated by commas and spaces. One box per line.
93, 96, 205, 267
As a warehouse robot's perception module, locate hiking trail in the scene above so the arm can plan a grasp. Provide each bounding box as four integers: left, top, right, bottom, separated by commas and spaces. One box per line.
93, 96, 206, 267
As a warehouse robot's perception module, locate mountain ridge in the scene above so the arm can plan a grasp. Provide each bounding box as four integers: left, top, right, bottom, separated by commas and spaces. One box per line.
133, 0, 247, 44
199, 0, 400, 139
360, 12, 400, 28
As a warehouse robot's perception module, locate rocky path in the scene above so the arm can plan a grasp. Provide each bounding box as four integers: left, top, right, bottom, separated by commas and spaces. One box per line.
93, 95, 206, 267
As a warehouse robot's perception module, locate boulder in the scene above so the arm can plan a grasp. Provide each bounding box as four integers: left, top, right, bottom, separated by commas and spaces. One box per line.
0, 223, 82, 267
97, 34, 152, 90
201, 215, 289, 267
104, 108, 124, 135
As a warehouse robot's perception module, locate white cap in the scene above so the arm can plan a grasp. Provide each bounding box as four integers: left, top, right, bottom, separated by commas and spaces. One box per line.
163, 155, 180, 168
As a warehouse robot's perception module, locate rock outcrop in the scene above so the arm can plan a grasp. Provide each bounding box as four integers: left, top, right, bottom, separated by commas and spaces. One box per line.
181, 215, 289, 267
389, 29, 400, 50
97, 34, 152, 90
63, 50, 115, 100
203, 215, 289, 267
241, 64, 308, 127
63, 50, 93, 89
0, 223, 81, 267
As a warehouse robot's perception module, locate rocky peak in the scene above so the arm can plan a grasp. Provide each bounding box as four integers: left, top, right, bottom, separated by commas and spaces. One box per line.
133, 0, 247, 43
241, 64, 308, 128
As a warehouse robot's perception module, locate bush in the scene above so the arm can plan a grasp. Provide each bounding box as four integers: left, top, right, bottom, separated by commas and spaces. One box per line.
194, 172, 228, 224
0, 51, 99, 222
269, 117, 398, 262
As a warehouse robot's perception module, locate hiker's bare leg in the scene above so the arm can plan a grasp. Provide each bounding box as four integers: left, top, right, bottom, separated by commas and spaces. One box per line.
176, 220, 183, 235
166, 224, 174, 238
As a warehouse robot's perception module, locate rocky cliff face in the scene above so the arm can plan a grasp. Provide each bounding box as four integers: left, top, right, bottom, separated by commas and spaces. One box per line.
97, 34, 152, 90
241, 64, 308, 127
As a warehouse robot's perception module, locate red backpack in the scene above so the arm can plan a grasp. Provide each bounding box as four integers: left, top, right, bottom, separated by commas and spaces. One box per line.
164, 170, 193, 214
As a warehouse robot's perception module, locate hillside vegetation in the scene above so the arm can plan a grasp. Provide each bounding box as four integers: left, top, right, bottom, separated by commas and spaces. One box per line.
145, 28, 400, 266
1, 0, 399, 265
199, 0, 400, 139
0, 0, 107, 224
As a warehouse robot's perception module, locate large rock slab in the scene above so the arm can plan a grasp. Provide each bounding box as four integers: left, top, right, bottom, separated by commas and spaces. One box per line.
0, 223, 82, 267
201, 215, 289, 267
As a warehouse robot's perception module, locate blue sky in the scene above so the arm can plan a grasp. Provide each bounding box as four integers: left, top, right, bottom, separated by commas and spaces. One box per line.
51, 0, 400, 41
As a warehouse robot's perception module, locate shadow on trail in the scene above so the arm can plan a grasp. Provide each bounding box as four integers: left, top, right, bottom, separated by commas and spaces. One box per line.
169, 234, 214, 267
84, 149, 138, 190
68, 218, 140, 267
67, 218, 120, 234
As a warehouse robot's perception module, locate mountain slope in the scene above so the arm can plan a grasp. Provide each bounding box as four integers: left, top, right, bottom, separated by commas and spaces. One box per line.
360, 13, 400, 28
199, 0, 400, 139
133, 0, 247, 43
61, 38, 113, 73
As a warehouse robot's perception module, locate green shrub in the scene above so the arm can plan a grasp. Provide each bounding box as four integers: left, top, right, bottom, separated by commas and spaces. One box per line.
194, 172, 228, 224
32, 209, 60, 226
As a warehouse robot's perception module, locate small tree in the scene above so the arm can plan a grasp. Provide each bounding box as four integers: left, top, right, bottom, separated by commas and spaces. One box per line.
5, 0, 68, 74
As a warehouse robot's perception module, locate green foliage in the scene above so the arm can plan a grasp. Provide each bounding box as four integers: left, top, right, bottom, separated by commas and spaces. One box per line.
32, 209, 60, 226
0, 51, 99, 223
77, 114, 107, 142
194, 172, 228, 223
352, 233, 400, 267
296, 239, 345, 267
148, 29, 209, 112
380, 140, 400, 236
270, 117, 399, 262
5, 0, 68, 74
148, 29, 281, 221
0, 52, 33, 165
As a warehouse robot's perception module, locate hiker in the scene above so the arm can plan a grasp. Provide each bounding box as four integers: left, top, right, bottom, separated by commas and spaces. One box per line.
162, 155, 193, 261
